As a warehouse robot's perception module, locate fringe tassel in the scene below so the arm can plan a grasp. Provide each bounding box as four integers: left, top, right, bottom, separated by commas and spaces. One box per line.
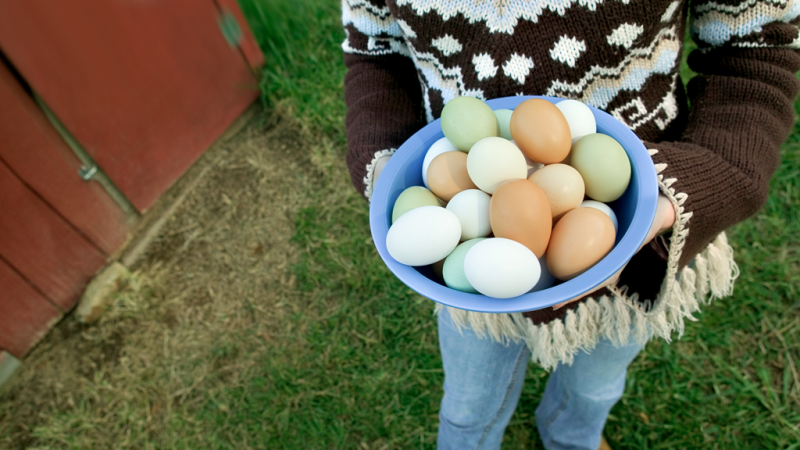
705, 233, 739, 299
433, 149, 739, 371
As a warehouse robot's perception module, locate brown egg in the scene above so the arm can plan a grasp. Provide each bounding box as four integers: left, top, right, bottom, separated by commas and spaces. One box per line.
489, 179, 552, 257
509, 99, 572, 164
528, 164, 585, 222
546, 207, 616, 281
427, 152, 478, 202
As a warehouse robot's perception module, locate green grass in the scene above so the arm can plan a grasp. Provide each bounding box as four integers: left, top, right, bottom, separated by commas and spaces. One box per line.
234, 1, 800, 447
238, 0, 346, 143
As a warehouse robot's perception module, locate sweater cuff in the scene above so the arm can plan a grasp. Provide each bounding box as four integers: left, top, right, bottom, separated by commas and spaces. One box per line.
363, 148, 396, 201
620, 148, 740, 336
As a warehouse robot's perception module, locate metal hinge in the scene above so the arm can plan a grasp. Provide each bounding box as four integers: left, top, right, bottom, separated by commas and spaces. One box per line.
219, 11, 243, 47
78, 164, 98, 180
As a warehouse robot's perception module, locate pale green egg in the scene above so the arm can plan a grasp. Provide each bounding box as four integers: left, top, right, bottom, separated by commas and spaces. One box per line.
570, 133, 631, 203
392, 186, 441, 223
441, 96, 498, 152
494, 109, 514, 140
443, 238, 487, 293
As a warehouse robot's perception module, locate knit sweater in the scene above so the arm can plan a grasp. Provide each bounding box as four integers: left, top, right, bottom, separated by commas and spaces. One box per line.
342, 0, 800, 369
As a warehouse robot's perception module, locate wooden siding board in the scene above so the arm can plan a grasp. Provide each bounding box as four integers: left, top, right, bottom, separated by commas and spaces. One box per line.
0, 259, 63, 358
0, 62, 129, 256
0, 159, 107, 311
0, 0, 259, 211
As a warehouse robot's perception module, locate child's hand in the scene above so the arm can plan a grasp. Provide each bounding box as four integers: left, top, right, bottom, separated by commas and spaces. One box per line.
552, 195, 675, 310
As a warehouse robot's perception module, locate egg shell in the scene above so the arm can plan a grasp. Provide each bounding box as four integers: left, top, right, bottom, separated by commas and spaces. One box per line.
555, 99, 597, 144
570, 133, 631, 203
463, 238, 541, 298
440, 96, 498, 151
467, 137, 528, 194
427, 151, 479, 202
489, 179, 552, 258
446, 189, 493, 240
392, 186, 441, 223
546, 207, 616, 281
386, 206, 462, 266
580, 200, 618, 233
528, 164, 585, 222
509, 99, 572, 164
442, 238, 487, 293
530, 254, 556, 292
494, 109, 514, 140
422, 137, 459, 189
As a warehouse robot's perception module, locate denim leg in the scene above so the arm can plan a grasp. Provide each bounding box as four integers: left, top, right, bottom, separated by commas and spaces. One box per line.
437, 308, 530, 450
535, 337, 645, 450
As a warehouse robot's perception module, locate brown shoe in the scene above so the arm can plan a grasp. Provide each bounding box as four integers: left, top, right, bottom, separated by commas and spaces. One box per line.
598, 435, 612, 450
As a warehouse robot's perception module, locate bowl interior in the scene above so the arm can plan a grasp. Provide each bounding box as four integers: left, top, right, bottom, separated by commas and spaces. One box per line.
369, 96, 658, 313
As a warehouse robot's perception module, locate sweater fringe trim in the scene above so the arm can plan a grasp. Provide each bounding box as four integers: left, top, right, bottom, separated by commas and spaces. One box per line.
363, 148, 396, 201
434, 149, 739, 370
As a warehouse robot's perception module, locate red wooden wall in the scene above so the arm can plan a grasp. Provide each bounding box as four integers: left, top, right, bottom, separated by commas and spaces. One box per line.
0, 0, 262, 358
0, 0, 261, 211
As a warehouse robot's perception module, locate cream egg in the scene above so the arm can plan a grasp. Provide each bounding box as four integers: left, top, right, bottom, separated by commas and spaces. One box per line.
466, 137, 527, 194
528, 164, 585, 222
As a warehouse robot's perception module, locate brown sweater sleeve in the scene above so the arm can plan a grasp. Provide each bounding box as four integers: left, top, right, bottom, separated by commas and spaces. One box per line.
341, 0, 425, 199
646, 23, 800, 269
344, 52, 425, 198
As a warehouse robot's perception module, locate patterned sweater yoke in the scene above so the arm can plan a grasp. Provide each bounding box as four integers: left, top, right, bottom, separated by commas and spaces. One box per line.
342, 0, 800, 369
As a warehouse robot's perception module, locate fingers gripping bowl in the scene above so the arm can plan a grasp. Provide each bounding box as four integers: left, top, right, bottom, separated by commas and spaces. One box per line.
368, 96, 659, 314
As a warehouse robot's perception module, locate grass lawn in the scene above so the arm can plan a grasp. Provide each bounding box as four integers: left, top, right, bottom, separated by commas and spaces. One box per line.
1, 0, 798, 448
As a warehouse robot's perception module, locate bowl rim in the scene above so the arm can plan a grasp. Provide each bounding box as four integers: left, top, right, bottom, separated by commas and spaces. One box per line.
369, 95, 659, 313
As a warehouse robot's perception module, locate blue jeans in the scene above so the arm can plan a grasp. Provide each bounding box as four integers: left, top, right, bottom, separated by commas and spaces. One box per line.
437, 307, 644, 450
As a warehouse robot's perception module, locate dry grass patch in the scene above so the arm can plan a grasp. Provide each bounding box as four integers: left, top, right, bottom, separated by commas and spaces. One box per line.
0, 105, 353, 449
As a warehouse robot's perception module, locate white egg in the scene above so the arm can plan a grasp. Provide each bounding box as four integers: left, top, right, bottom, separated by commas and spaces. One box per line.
422, 137, 459, 189
529, 254, 556, 292
580, 200, 619, 233
446, 189, 492, 241
555, 100, 596, 144
466, 137, 527, 194
386, 206, 461, 266
464, 238, 541, 298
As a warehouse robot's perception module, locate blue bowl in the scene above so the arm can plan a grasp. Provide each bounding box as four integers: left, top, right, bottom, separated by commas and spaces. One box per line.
369, 96, 658, 313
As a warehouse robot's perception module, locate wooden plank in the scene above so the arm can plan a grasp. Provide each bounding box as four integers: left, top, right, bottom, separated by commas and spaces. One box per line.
215, 0, 266, 70
0, 159, 107, 311
0, 260, 63, 358
0, 0, 260, 211
0, 62, 129, 256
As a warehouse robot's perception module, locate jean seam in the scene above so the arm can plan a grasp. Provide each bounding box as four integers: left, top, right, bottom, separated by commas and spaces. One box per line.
541, 377, 570, 432
475, 345, 528, 449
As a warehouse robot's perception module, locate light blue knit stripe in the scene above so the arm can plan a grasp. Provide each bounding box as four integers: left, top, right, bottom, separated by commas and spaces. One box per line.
342, 1, 402, 37
585, 49, 678, 109
692, 1, 800, 46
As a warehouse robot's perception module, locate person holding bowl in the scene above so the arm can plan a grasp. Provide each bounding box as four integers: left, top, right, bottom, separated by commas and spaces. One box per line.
341, 1, 800, 448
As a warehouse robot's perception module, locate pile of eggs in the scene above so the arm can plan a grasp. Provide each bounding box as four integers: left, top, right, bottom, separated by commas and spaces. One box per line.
386, 97, 632, 299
